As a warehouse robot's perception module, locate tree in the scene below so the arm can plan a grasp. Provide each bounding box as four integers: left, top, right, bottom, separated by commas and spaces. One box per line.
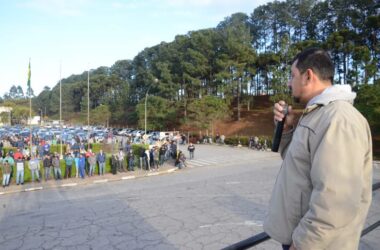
136, 96, 177, 131
16, 85, 24, 99
12, 106, 30, 124
9, 85, 18, 99
187, 96, 230, 131
91, 104, 111, 127
0, 112, 10, 125
354, 83, 380, 130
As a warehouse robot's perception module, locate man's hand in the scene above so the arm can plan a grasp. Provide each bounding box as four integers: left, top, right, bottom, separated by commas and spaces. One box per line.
289, 243, 297, 250
274, 100, 295, 132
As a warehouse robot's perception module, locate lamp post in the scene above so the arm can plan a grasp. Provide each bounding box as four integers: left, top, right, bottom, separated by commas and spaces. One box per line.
144, 78, 158, 135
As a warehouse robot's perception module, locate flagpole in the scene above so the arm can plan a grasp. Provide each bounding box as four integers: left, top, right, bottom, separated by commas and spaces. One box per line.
28, 58, 32, 158
87, 67, 89, 128
87, 66, 90, 144
60, 61, 63, 158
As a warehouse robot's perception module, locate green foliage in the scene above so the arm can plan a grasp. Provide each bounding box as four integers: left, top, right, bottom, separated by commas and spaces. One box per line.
49, 144, 68, 154
224, 135, 272, 148
187, 95, 231, 130
131, 144, 149, 157
91, 105, 111, 126
354, 83, 380, 131
136, 96, 178, 130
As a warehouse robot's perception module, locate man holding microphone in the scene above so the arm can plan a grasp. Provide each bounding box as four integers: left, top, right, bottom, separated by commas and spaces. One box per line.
264, 48, 373, 250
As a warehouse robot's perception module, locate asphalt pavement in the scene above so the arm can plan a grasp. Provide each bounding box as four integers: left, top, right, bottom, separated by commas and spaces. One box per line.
0, 144, 378, 250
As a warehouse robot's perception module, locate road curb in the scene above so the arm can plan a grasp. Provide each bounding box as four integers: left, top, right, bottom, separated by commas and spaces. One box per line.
93, 179, 108, 184
25, 187, 43, 192
121, 176, 136, 180
61, 183, 78, 187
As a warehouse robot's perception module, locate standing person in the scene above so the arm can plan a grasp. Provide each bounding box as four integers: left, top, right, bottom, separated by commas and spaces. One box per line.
117, 148, 126, 172
149, 147, 154, 170
145, 148, 151, 171
15, 158, 25, 185
78, 154, 86, 179
73, 149, 80, 178
248, 136, 254, 149
159, 143, 166, 166
152, 146, 159, 171
52, 153, 62, 180
37, 143, 44, 159
139, 147, 146, 170
0, 140, 3, 158
43, 143, 50, 156
127, 149, 134, 171
4, 153, 14, 184
187, 143, 195, 160
43, 154, 51, 181
14, 148, 23, 160
97, 149, 106, 175
64, 152, 74, 178
264, 48, 373, 250
88, 151, 96, 176
170, 141, 177, 159
28, 155, 40, 183
2, 159, 11, 187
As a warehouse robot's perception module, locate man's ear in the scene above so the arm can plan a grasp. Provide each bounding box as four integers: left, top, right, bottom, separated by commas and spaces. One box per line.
306, 69, 313, 81
302, 69, 313, 85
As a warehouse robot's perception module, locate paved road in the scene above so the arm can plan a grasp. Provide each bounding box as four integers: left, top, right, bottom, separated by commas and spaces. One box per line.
0, 144, 378, 250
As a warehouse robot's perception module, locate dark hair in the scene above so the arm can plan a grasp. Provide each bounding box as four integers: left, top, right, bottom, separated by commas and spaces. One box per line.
292, 48, 334, 83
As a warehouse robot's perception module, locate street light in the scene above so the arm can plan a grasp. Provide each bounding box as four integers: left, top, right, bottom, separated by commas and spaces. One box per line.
144, 78, 158, 135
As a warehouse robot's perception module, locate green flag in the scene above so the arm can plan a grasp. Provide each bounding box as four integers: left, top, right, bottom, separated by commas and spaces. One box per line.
27, 59, 31, 92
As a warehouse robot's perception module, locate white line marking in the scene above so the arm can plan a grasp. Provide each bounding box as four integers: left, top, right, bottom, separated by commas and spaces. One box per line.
199, 220, 263, 228
25, 187, 43, 192
190, 160, 211, 165
167, 168, 176, 173
193, 159, 217, 164
94, 179, 108, 183
0, 192, 5, 195
187, 162, 203, 166
61, 183, 78, 187
121, 176, 136, 180
147, 172, 159, 176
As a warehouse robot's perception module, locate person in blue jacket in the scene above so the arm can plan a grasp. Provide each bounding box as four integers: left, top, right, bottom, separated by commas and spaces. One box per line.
78, 153, 86, 179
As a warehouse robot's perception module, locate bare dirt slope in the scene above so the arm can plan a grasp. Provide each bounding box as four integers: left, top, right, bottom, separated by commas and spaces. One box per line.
214, 109, 275, 137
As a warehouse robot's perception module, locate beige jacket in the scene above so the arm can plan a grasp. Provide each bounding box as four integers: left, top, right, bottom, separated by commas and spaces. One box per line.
264, 86, 373, 249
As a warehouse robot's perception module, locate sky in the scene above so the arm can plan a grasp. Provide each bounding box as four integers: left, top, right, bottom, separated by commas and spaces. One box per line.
0, 0, 271, 97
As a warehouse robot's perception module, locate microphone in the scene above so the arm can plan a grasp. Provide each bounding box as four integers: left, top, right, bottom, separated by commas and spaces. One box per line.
271, 105, 288, 152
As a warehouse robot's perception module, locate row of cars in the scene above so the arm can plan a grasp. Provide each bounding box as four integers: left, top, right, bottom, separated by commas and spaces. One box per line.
113, 128, 175, 141
0, 125, 110, 145
0, 125, 178, 145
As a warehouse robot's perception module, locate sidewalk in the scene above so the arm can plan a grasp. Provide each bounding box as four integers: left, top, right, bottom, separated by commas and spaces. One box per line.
2, 159, 379, 196
0, 163, 179, 196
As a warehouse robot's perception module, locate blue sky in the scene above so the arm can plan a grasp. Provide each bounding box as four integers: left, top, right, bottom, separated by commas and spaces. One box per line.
0, 0, 270, 96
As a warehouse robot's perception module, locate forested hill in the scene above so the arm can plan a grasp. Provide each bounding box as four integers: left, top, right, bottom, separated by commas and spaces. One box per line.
5, 0, 378, 131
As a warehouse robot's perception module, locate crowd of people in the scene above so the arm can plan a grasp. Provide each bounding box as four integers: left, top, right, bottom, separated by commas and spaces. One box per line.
0, 135, 197, 188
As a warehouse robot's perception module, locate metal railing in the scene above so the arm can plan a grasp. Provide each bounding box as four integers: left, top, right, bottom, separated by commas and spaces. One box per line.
223, 182, 380, 250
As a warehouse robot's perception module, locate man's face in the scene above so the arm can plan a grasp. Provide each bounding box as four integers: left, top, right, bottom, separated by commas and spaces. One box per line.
288, 60, 307, 103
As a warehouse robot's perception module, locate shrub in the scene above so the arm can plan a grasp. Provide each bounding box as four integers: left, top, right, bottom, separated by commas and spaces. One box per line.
131, 144, 148, 157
